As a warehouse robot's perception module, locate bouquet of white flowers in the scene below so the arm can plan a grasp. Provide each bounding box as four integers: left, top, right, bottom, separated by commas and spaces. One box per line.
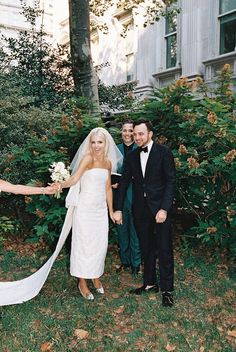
49, 162, 70, 198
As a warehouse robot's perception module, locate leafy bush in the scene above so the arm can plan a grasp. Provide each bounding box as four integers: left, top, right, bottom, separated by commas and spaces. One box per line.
0, 94, 104, 244
0, 1, 72, 107
98, 81, 137, 112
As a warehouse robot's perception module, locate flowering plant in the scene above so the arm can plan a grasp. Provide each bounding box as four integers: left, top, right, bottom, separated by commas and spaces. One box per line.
49, 162, 70, 198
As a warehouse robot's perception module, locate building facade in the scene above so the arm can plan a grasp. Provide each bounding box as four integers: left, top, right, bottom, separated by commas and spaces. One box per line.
58, 0, 236, 97
1, 0, 235, 97
0, 0, 54, 41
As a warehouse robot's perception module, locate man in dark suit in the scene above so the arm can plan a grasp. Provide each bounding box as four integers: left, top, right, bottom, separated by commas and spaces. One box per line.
114, 119, 176, 307
114, 121, 141, 275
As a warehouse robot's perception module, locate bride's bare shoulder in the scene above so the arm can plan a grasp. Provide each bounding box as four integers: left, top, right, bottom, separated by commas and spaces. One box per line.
106, 159, 112, 171
81, 154, 93, 166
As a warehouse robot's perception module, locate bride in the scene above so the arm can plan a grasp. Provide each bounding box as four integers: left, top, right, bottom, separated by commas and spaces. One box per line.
55, 127, 123, 300
0, 127, 123, 305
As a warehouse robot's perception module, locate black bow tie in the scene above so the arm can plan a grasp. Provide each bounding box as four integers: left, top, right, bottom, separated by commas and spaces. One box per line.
140, 146, 148, 153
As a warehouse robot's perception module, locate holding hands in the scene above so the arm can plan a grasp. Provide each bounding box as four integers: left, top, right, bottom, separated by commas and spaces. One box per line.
113, 211, 123, 225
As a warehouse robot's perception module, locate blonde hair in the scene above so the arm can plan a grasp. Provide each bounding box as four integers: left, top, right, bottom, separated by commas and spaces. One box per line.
70, 127, 123, 174
88, 129, 109, 160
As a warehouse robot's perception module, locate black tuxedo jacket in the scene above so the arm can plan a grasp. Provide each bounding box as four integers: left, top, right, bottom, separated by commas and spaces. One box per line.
115, 143, 176, 217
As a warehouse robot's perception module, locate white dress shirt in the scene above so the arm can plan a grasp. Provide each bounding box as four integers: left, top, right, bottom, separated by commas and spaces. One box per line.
140, 140, 153, 177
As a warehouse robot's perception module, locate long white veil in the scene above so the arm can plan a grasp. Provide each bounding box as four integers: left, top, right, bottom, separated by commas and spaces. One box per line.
66, 127, 123, 208
0, 127, 123, 306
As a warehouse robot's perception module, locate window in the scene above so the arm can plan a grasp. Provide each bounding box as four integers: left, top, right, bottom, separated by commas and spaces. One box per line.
219, 0, 236, 54
165, 13, 177, 68
126, 53, 134, 82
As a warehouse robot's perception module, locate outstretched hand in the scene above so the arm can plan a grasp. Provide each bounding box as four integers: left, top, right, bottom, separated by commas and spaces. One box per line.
44, 185, 56, 195
50, 182, 63, 198
109, 211, 116, 223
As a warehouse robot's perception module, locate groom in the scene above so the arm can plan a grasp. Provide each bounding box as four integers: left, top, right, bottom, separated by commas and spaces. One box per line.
114, 119, 176, 307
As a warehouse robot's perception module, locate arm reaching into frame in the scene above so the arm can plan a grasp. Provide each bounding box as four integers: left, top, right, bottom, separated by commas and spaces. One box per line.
0, 179, 54, 195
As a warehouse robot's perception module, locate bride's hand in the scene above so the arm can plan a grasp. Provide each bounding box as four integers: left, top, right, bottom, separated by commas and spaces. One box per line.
109, 210, 115, 223
51, 182, 62, 191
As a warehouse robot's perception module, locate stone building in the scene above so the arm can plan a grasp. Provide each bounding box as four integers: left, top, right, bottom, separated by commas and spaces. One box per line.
1, 0, 235, 96
0, 0, 54, 41
57, 0, 236, 97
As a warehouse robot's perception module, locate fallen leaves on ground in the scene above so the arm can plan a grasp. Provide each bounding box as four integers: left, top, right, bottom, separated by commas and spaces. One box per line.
227, 329, 236, 338
40, 342, 53, 351
4, 238, 47, 256
113, 305, 125, 314
165, 343, 176, 351
74, 328, 89, 340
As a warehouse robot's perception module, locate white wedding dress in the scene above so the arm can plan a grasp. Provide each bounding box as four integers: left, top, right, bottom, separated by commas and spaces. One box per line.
70, 168, 108, 278
0, 168, 109, 306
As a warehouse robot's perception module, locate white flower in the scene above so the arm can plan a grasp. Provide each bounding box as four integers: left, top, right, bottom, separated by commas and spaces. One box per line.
49, 162, 70, 198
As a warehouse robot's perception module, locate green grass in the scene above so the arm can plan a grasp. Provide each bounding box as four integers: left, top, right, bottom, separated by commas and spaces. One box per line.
0, 240, 235, 352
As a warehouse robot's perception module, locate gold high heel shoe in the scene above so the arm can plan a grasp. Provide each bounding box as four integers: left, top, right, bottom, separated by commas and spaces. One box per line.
78, 283, 94, 300
92, 279, 105, 294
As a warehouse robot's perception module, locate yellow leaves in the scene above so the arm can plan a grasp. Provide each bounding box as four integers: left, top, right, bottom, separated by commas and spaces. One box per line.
175, 76, 188, 87
174, 157, 181, 168
30, 268, 37, 273
227, 329, 236, 338
156, 135, 168, 144
35, 208, 45, 219
207, 111, 217, 124
187, 156, 200, 169
222, 63, 231, 72
74, 328, 90, 340
174, 105, 180, 114
223, 149, 236, 163
178, 144, 188, 154
24, 196, 32, 204
197, 128, 205, 137
40, 342, 53, 352
206, 226, 217, 234
69, 327, 90, 349
111, 293, 119, 299
165, 343, 176, 351
6, 153, 14, 162
113, 305, 125, 314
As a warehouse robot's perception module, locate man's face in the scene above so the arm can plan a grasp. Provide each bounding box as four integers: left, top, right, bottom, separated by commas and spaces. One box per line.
133, 123, 153, 147
121, 123, 134, 145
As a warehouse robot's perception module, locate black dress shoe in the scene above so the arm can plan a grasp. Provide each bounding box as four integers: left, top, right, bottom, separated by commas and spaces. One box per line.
116, 264, 130, 273
130, 285, 159, 295
162, 291, 174, 307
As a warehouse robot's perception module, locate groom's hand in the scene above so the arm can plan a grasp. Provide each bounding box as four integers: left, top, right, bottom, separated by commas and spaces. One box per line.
155, 209, 167, 223
113, 211, 123, 225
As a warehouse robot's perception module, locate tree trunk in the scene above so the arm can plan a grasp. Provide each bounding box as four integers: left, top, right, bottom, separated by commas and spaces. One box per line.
69, 0, 99, 110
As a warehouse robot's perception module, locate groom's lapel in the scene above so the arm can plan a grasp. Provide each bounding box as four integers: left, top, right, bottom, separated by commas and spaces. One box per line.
133, 149, 143, 179
145, 143, 156, 178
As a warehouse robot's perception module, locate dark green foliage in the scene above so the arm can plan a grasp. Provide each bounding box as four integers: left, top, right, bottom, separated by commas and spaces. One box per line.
0, 94, 104, 243
98, 81, 137, 111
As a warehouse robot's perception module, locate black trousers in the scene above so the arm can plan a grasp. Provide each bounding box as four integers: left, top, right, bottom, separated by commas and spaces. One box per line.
133, 199, 174, 291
